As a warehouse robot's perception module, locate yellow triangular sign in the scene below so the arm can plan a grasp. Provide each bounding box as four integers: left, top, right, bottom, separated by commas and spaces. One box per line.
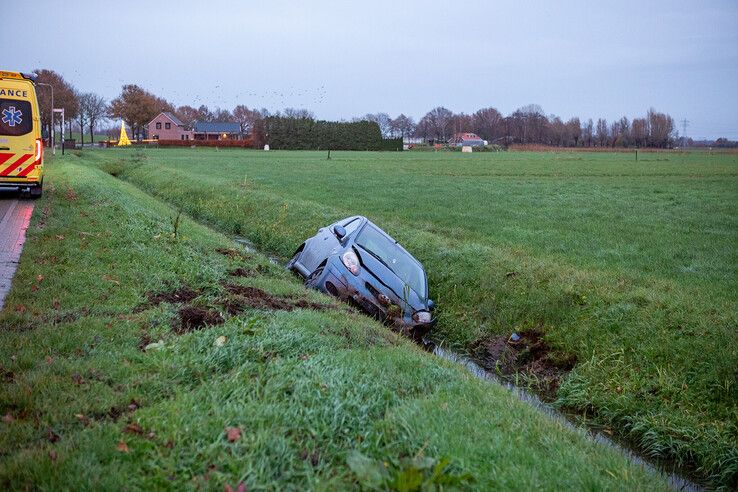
117, 121, 131, 146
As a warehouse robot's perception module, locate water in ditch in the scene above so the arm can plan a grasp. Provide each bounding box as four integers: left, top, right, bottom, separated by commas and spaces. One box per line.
431, 345, 704, 492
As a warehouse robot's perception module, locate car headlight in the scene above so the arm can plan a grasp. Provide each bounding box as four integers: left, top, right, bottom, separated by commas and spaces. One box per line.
412, 310, 432, 324
341, 250, 360, 275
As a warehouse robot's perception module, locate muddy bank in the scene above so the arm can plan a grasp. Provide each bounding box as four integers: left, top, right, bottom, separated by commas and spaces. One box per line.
473, 329, 577, 397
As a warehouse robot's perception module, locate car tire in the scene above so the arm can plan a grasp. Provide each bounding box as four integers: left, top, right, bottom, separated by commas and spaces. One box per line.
30, 183, 43, 199
305, 265, 325, 288
285, 249, 301, 274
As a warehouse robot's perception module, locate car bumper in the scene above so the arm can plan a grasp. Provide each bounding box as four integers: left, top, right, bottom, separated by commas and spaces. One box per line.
311, 257, 436, 338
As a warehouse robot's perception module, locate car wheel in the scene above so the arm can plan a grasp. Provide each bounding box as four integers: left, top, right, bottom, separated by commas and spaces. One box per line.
30, 183, 43, 199
285, 250, 301, 274
305, 265, 325, 288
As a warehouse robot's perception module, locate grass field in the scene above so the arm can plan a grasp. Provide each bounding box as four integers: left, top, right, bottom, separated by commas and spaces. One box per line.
0, 157, 671, 490
74, 147, 737, 487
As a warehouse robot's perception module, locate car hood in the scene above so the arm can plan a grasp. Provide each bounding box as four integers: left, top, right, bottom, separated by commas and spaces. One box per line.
354, 245, 426, 311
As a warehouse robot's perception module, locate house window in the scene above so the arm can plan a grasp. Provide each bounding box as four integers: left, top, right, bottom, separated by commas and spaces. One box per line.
165, 122, 171, 129
156, 122, 162, 129
180, 135, 184, 140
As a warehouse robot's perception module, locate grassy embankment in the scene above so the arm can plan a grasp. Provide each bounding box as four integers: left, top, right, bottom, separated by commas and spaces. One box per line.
78, 147, 737, 488
0, 155, 669, 489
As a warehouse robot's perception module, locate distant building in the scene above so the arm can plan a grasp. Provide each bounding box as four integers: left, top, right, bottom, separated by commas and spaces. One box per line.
147, 112, 192, 141
192, 121, 243, 140
449, 132, 485, 147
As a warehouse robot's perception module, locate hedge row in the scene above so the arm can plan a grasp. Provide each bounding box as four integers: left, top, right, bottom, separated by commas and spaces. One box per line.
255, 117, 402, 151
157, 139, 253, 148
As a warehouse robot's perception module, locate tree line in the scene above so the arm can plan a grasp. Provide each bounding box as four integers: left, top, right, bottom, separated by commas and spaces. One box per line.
361, 104, 679, 148
32, 68, 727, 149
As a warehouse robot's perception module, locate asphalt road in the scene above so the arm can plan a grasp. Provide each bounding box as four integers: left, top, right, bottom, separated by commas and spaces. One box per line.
0, 193, 34, 311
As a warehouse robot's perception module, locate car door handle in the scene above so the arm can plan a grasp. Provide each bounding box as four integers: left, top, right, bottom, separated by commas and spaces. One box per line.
0, 147, 9, 150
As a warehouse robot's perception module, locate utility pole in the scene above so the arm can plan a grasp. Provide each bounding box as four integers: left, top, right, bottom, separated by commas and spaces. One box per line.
54, 108, 65, 155
680, 118, 689, 148
36, 82, 55, 155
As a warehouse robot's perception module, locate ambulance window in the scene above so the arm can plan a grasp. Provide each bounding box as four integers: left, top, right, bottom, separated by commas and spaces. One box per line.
0, 99, 33, 136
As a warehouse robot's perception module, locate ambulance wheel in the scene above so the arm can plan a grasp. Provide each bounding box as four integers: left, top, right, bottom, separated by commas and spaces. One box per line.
30, 183, 43, 199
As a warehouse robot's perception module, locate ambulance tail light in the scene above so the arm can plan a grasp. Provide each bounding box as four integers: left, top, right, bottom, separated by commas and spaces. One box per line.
35, 139, 43, 162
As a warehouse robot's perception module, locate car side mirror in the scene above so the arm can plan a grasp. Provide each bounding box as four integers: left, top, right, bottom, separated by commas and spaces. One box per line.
427, 299, 436, 311
333, 225, 347, 240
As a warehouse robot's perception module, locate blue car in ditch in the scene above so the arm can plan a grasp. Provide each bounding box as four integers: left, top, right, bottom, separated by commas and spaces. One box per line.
287, 216, 436, 340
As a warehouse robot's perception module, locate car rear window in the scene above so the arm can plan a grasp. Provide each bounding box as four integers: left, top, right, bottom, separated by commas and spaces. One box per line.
0, 99, 33, 136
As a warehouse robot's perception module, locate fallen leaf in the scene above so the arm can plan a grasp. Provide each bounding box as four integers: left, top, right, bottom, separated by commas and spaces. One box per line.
52, 299, 61, 309
71, 373, 85, 385
214, 336, 227, 347
75, 413, 91, 427
224, 482, 246, 492
48, 450, 58, 462
299, 354, 310, 361
117, 440, 129, 453
225, 426, 241, 443
128, 399, 140, 411
146, 431, 156, 439
56, 235, 65, 241
124, 422, 144, 435
3, 413, 14, 423
14, 304, 26, 314
45, 356, 54, 365
36, 274, 44, 282
102, 275, 120, 285
165, 439, 174, 448
31, 284, 39, 292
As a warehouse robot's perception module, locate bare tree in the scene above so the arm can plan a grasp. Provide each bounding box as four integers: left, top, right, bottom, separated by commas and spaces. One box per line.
472, 107, 504, 142
389, 114, 416, 138
232, 105, 260, 135
362, 113, 392, 137
76, 92, 90, 146
35, 68, 78, 142
566, 117, 581, 147
81, 93, 107, 144
422, 107, 454, 142
175, 105, 199, 127
595, 118, 609, 147
647, 108, 675, 148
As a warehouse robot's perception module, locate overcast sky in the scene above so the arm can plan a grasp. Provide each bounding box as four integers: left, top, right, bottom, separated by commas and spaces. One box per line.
7, 0, 738, 139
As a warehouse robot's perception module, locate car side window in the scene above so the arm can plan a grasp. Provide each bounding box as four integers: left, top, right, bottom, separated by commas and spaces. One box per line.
342, 219, 361, 236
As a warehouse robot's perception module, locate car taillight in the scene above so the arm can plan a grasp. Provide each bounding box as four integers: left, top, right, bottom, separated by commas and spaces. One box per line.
35, 138, 43, 162
341, 250, 360, 275
412, 311, 432, 324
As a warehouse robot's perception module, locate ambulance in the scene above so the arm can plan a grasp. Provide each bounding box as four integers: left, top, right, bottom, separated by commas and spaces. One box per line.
0, 71, 43, 198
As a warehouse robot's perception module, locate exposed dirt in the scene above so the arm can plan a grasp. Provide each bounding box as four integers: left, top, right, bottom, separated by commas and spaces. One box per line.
147, 286, 200, 306
175, 306, 224, 333
215, 247, 250, 260
135, 286, 201, 313
228, 267, 253, 278
475, 329, 577, 396
222, 283, 330, 313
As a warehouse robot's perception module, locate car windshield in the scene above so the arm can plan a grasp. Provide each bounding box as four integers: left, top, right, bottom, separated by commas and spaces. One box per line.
355, 225, 427, 297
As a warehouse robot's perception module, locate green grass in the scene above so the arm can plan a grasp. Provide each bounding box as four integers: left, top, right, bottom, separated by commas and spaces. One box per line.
0, 155, 670, 490
56, 132, 109, 144
75, 147, 737, 488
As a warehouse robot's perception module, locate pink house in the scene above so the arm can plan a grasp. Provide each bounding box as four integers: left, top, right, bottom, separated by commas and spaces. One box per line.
147, 112, 193, 141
